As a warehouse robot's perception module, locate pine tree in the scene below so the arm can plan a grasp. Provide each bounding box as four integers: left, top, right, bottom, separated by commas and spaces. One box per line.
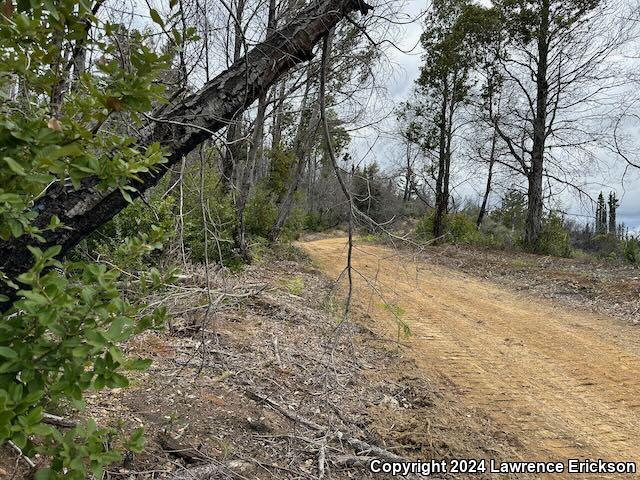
608, 192, 619, 237
595, 192, 607, 235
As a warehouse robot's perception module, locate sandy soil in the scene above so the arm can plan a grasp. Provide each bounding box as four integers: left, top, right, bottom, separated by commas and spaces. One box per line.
300, 238, 640, 478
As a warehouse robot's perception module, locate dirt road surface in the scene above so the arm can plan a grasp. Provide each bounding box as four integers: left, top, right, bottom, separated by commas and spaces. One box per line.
300, 238, 640, 477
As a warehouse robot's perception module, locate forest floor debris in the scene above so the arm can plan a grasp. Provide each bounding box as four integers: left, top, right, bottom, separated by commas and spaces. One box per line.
1, 244, 526, 479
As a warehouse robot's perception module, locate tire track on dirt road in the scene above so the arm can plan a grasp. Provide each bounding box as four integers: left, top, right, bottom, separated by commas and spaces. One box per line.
300, 238, 640, 478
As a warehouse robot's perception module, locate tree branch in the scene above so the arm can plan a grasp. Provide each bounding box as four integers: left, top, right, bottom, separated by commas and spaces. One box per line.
0, 0, 374, 308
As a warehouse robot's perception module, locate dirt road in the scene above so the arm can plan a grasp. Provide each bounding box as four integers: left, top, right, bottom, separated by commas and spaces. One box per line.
300, 238, 640, 475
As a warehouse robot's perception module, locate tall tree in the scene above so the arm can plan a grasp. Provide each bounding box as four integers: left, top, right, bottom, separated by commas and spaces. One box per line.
413, 0, 499, 239
608, 191, 619, 237
268, 62, 322, 242
233, 0, 279, 260
471, 10, 503, 228
222, 0, 247, 193
595, 192, 607, 235
490, 0, 625, 250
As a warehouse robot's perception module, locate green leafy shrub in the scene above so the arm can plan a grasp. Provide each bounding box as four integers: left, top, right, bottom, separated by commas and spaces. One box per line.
281, 276, 305, 295
623, 238, 639, 264
1, 239, 176, 479
0, 1, 186, 476
304, 212, 330, 232
282, 206, 306, 240
446, 213, 483, 244
590, 233, 620, 258
478, 217, 522, 249
181, 166, 237, 266
415, 211, 483, 245
536, 212, 572, 257
266, 148, 297, 197
79, 195, 176, 268
414, 212, 434, 241
244, 184, 279, 238
244, 183, 305, 241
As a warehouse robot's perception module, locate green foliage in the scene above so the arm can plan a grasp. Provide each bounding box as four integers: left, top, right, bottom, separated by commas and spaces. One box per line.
304, 212, 330, 232
283, 206, 306, 240
477, 218, 521, 249
80, 195, 176, 268
280, 276, 305, 296
381, 302, 411, 349
360, 233, 379, 243
495, 0, 600, 47
0, 6, 168, 236
414, 213, 433, 241
180, 165, 238, 266
0, 1, 188, 476
536, 212, 572, 257
623, 238, 639, 264
490, 190, 527, 232
595, 192, 608, 235
244, 184, 279, 238
244, 181, 305, 241
590, 233, 619, 258
382, 302, 406, 319
444, 213, 483, 244
414, 0, 501, 132
266, 148, 297, 197
416, 211, 484, 245
1, 241, 175, 479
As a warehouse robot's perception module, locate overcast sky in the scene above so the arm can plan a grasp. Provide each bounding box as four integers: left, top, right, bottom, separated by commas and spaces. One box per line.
357, 0, 640, 232
127, 0, 640, 231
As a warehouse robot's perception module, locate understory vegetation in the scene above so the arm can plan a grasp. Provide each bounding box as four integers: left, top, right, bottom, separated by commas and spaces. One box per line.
2, 0, 640, 478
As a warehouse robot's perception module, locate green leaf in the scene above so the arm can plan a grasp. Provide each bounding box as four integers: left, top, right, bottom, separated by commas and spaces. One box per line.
119, 187, 133, 203
11, 430, 26, 448
34, 468, 52, 480
172, 27, 182, 45
109, 373, 129, 388
23, 406, 42, 426
43, 245, 62, 259
0, 347, 18, 359
126, 427, 145, 452
8, 220, 23, 238
149, 8, 164, 28
107, 317, 127, 341
3, 157, 25, 175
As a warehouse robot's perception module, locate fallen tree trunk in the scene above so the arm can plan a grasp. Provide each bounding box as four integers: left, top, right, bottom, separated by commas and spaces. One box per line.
0, 0, 373, 307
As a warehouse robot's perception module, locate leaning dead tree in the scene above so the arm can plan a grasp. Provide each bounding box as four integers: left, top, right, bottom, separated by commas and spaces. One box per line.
0, 0, 373, 304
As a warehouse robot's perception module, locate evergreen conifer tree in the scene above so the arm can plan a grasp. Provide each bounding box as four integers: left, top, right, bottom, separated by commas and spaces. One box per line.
595, 192, 607, 235
608, 192, 619, 237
